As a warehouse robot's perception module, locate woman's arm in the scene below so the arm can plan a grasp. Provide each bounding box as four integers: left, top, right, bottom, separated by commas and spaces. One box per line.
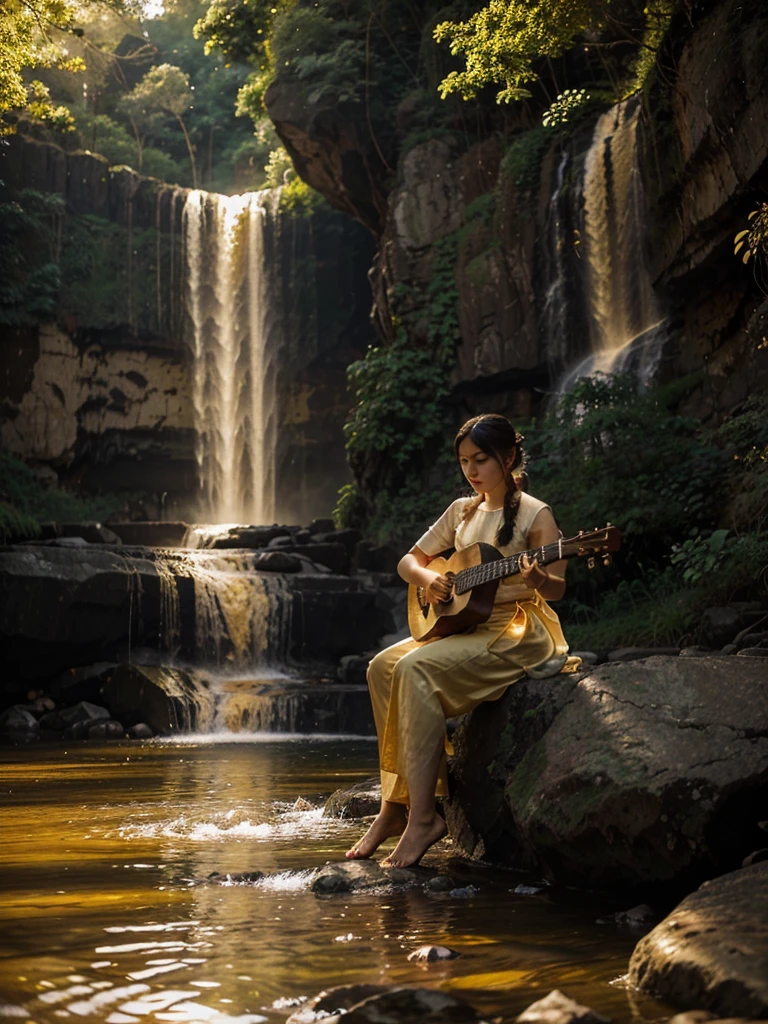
520, 508, 567, 601
397, 546, 453, 604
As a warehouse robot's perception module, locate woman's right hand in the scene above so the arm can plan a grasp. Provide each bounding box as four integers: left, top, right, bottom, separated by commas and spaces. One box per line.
423, 571, 453, 605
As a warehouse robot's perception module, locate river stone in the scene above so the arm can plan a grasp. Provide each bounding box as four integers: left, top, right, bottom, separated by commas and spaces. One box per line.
253, 551, 303, 572
323, 777, 381, 818
406, 945, 460, 962
126, 722, 154, 739
628, 861, 768, 1017
101, 664, 206, 734
445, 657, 768, 886
607, 647, 680, 661
517, 990, 609, 1024
286, 985, 389, 1024
310, 860, 430, 894
88, 719, 125, 740
60, 701, 110, 725
0, 706, 40, 739
295, 987, 480, 1024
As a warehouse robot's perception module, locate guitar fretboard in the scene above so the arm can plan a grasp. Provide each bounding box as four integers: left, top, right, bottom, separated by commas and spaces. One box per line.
452, 541, 563, 595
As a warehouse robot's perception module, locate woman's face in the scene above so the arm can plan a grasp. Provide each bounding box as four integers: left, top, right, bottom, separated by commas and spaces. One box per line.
457, 436, 511, 497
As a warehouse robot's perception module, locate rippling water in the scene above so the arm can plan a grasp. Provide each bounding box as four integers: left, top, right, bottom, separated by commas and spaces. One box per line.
0, 740, 666, 1022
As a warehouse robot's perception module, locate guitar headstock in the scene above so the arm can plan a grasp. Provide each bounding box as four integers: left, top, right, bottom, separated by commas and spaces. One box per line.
561, 525, 622, 563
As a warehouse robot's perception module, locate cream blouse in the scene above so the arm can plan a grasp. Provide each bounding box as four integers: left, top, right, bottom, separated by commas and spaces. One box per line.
414, 492, 553, 605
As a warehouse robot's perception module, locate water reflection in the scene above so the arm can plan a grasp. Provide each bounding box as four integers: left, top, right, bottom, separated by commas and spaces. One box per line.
0, 741, 668, 1023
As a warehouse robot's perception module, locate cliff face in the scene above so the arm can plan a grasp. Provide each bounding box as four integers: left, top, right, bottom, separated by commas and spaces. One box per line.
0, 136, 374, 523
266, 0, 768, 441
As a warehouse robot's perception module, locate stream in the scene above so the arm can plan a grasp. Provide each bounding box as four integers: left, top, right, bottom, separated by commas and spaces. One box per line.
0, 738, 668, 1023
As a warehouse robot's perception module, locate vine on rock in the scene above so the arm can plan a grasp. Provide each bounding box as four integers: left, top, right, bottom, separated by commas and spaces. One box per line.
337, 233, 461, 542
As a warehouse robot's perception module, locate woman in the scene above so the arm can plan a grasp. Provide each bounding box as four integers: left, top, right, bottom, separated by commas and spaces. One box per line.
346, 413, 570, 869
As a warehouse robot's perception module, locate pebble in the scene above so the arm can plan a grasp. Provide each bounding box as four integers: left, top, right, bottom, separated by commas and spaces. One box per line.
406, 945, 460, 962
513, 884, 545, 895
424, 874, 455, 892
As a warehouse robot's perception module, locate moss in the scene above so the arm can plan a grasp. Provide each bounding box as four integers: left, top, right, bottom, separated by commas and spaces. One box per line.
504, 740, 549, 812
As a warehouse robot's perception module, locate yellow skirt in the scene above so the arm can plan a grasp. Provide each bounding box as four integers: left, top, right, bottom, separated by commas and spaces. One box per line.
367, 593, 569, 804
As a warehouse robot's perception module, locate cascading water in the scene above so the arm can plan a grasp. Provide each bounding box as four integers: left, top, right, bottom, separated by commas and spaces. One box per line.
183, 190, 277, 525
560, 96, 667, 390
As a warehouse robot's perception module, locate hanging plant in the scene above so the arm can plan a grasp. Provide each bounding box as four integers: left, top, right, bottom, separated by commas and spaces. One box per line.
734, 202, 768, 264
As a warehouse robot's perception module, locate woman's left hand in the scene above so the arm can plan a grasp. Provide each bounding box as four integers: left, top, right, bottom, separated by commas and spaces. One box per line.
520, 552, 550, 591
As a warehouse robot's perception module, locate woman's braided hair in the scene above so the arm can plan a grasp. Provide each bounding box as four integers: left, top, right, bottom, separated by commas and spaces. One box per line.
454, 413, 528, 547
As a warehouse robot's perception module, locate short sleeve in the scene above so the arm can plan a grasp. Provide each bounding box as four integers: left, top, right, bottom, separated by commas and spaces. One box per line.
414, 498, 468, 557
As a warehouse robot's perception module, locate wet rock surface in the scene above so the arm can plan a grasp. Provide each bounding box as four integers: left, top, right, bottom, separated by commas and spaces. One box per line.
517, 990, 609, 1024
287, 985, 480, 1024
310, 859, 434, 895
628, 862, 768, 1017
446, 657, 768, 887
324, 777, 381, 818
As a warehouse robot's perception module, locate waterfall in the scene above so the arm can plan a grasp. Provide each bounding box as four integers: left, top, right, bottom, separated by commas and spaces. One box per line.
561, 96, 666, 390
183, 190, 277, 525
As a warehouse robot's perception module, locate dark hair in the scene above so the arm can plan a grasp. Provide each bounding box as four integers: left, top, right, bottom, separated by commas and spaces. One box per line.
454, 413, 526, 547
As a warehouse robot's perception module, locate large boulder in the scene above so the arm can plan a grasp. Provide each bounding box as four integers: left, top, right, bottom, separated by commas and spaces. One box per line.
445, 657, 768, 887
101, 664, 212, 734
628, 862, 768, 1017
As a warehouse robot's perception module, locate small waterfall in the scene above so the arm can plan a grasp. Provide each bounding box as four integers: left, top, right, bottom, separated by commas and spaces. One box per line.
183, 190, 278, 525
542, 150, 573, 372
561, 96, 666, 389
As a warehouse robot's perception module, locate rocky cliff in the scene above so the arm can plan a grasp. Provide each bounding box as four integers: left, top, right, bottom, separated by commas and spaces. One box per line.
266, 0, 768, 447
0, 136, 374, 522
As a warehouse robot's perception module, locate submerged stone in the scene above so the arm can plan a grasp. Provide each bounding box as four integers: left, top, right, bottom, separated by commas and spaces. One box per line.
324, 777, 381, 818
310, 860, 431, 895
517, 990, 610, 1024
628, 861, 768, 1018
0, 706, 40, 740
288, 986, 479, 1024
406, 945, 460, 962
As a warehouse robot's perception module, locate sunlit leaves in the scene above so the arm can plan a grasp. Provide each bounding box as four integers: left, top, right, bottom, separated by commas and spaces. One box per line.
434, 0, 606, 104
733, 203, 768, 265
542, 88, 589, 127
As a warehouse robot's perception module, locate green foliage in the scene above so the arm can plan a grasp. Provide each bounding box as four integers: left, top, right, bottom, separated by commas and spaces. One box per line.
338, 232, 462, 541
524, 374, 767, 650
734, 202, 768, 294
0, 189, 63, 325
0, 0, 91, 134
709, 391, 768, 525
542, 88, 590, 127
434, 0, 605, 104
0, 453, 122, 542
499, 126, 553, 192
279, 174, 323, 214
263, 145, 293, 187
632, 0, 675, 90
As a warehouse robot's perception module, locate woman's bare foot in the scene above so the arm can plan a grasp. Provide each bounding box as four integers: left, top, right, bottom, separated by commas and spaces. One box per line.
380, 813, 447, 868
345, 805, 408, 860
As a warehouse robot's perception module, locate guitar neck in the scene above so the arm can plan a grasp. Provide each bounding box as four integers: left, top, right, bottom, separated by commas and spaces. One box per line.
453, 541, 564, 595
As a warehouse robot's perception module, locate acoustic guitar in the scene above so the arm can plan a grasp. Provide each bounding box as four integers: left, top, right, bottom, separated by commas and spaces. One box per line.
407, 526, 621, 642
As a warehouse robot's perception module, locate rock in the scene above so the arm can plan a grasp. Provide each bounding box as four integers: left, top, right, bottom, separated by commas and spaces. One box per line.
571, 651, 599, 667
517, 990, 609, 1024
268, 535, 295, 549
308, 518, 335, 535
356, 541, 400, 574
292, 796, 315, 811
61, 522, 122, 545
0, 706, 40, 739
406, 945, 460, 962
108, 522, 190, 547
513, 884, 545, 896
39, 710, 67, 731
286, 985, 389, 1024
126, 722, 154, 739
253, 551, 303, 573
424, 874, 456, 892
205, 525, 292, 550
700, 608, 742, 649
310, 860, 431, 895
742, 849, 768, 867
101, 664, 206, 734
628, 862, 768, 1017
207, 870, 264, 885
607, 647, 680, 661
60, 701, 110, 726
324, 777, 381, 818
337, 654, 370, 686
720, 644, 738, 656
292, 987, 480, 1024
679, 646, 718, 658
18, 696, 55, 718
445, 657, 768, 886
312, 529, 362, 556
667, 1014, 716, 1024
88, 719, 125, 740
737, 647, 768, 658
50, 663, 117, 706
613, 904, 655, 927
